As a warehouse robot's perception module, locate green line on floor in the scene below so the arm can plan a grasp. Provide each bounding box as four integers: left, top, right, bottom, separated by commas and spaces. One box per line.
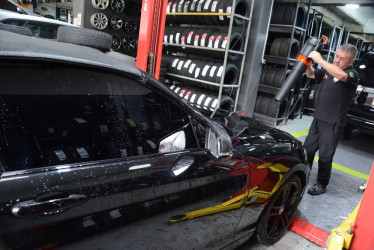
314, 156, 369, 180
290, 130, 309, 138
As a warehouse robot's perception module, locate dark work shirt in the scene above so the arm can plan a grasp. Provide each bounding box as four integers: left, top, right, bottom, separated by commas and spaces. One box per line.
314, 66, 359, 126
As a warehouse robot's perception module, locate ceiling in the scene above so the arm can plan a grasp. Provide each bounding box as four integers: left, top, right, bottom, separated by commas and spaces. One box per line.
304, 0, 374, 35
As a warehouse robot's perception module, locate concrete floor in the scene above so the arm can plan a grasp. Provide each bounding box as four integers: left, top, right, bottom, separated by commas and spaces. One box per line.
237, 114, 374, 249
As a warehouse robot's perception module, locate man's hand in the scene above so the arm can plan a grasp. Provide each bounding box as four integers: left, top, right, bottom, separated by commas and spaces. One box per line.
308, 51, 324, 64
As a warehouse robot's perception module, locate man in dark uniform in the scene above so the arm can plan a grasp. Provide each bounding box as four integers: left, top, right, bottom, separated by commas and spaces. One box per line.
304, 44, 359, 195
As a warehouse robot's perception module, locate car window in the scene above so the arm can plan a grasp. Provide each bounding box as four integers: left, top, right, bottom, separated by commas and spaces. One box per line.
2, 19, 26, 26
25, 22, 58, 38
0, 61, 198, 172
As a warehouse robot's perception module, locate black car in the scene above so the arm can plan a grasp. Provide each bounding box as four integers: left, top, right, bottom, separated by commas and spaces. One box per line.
0, 27, 310, 249
343, 52, 374, 139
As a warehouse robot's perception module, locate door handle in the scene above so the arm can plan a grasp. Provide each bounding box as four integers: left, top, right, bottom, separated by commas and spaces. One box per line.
11, 194, 87, 217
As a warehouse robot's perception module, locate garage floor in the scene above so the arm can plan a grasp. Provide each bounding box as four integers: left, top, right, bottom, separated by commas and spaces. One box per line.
238, 114, 374, 249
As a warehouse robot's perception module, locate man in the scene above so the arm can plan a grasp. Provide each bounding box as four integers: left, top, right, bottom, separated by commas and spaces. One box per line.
304, 44, 359, 195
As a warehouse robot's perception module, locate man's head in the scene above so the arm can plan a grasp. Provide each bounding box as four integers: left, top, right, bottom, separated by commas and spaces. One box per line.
333, 44, 357, 70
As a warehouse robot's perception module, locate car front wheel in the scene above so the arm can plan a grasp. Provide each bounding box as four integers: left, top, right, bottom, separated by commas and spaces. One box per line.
255, 175, 303, 245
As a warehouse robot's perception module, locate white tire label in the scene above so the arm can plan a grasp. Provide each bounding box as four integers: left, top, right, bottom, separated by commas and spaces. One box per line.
222, 36, 228, 48
202, 65, 210, 76
195, 68, 201, 78
194, 35, 200, 46
175, 32, 180, 43
217, 66, 223, 77
211, 1, 218, 12
200, 33, 208, 46
210, 66, 217, 77
189, 63, 196, 74
178, 0, 185, 12
204, 0, 211, 10
219, 9, 224, 20
172, 58, 179, 67
214, 35, 222, 48
184, 60, 191, 68
187, 31, 194, 44
177, 60, 184, 70
208, 35, 215, 48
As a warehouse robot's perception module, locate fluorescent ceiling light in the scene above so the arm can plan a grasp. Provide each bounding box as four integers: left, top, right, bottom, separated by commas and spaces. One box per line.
345, 4, 359, 9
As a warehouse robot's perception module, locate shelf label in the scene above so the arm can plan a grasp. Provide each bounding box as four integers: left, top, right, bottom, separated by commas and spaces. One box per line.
178, 0, 185, 12
172, 58, 180, 67
76, 147, 89, 159
202, 65, 210, 76
227, 6, 232, 18
177, 60, 184, 70
187, 31, 195, 44
184, 60, 192, 68
204, 0, 211, 11
197, 0, 205, 12
200, 33, 208, 46
217, 66, 223, 77
214, 35, 222, 48
210, 66, 217, 77
222, 36, 228, 48
208, 35, 215, 48
189, 63, 196, 74
190, 0, 198, 11
211, 1, 218, 12
219, 9, 224, 20
195, 67, 201, 78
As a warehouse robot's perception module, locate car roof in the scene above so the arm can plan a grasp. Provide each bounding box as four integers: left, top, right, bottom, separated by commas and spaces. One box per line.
0, 29, 143, 79
0, 9, 75, 27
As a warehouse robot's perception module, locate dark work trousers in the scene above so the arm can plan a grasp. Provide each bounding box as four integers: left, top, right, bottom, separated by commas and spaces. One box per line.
303, 118, 341, 187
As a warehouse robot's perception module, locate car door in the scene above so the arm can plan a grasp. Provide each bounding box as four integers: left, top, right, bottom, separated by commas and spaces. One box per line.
0, 61, 248, 249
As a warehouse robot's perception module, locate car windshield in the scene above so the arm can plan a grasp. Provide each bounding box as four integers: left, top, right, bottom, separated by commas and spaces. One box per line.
0, 61, 191, 172
356, 53, 374, 88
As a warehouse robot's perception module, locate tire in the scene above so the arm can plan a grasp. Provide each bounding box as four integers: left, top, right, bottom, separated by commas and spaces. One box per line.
273, 69, 288, 88
202, 0, 215, 25
110, 16, 123, 30
227, 32, 244, 61
57, 26, 112, 52
256, 175, 303, 245
260, 67, 277, 87
214, 0, 229, 25
231, 0, 251, 26
0, 23, 32, 36
270, 38, 284, 57
271, 4, 286, 25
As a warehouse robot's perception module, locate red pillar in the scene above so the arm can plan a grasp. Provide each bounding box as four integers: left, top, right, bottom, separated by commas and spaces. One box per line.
136, 0, 167, 80
350, 162, 374, 249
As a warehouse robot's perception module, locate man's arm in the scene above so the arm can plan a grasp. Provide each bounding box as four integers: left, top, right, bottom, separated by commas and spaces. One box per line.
308, 51, 348, 82
306, 65, 315, 79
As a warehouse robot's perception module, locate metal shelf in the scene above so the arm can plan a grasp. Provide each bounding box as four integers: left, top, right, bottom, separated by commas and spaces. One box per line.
163, 0, 253, 118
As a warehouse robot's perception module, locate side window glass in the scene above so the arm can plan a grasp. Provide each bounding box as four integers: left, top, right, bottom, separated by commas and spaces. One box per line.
0, 63, 198, 172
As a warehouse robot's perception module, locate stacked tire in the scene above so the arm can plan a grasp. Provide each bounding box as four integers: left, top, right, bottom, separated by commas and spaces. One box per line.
167, 57, 239, 93
164, 27, 244, 61
254, 93, 288, 118
166, 0, 251, 26
170, 85, 234, 115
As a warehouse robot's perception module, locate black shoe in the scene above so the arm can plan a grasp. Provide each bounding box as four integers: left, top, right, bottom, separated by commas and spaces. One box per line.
308, 182, 326, 195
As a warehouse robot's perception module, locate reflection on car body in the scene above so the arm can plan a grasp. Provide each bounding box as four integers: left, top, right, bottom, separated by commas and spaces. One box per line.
0, 27, 310, 249
344, 52, 374, 138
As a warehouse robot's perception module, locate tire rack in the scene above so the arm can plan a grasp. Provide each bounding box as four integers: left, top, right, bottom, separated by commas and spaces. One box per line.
163, 0, 253, 118
254, 0, 310, 126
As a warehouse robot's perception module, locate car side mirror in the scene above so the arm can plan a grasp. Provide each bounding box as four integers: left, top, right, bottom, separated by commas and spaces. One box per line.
205, 120, 232, 160
159, 130, 186, 153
